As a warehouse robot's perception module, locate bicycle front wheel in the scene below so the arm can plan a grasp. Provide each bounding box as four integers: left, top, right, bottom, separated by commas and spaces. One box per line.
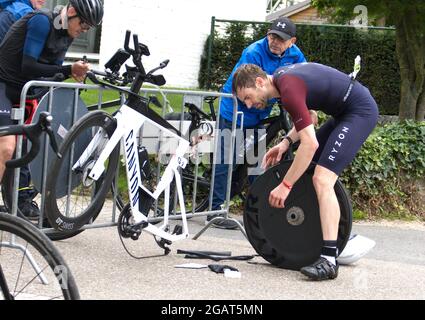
0, 213, 79, 300
45, 111, 120, 232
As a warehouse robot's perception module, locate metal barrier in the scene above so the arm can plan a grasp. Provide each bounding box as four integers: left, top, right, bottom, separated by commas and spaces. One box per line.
8, 80, 246, 240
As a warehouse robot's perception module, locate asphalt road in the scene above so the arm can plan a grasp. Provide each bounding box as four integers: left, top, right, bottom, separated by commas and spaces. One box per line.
51, 210, 425, 300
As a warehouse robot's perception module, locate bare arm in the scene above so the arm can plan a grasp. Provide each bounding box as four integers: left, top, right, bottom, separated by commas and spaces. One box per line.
268, 124, 318, 208
282, 124, 318, 185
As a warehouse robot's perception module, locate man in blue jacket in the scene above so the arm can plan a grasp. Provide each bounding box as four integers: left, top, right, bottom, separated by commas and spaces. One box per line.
0, 0, 45, 43
207, 17, 307, 229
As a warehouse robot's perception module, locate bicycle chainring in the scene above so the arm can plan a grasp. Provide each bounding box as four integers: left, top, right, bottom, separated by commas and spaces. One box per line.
118, 203, 140, 240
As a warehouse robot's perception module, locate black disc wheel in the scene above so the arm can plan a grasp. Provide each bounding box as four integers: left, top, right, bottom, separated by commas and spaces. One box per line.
243, 160, 352, 271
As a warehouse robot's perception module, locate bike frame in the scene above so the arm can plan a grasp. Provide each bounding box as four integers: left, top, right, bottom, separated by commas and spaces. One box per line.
72, 104, 190, 242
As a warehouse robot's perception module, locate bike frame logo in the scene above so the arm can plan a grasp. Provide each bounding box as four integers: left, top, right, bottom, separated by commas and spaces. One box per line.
124, 129, 141, 208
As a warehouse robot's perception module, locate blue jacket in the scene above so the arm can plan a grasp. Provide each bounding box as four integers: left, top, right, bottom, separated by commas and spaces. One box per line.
4, 0, 33, 20
220, 37, 306, 127
0, 0, 33, 43
0, 0, 14, 8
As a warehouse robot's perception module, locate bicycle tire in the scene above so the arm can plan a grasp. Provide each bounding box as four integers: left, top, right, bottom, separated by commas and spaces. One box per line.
44, 111, 120, 232
1, 169, 93, 241
0, 213, 79, 300
243, 160, 352, 271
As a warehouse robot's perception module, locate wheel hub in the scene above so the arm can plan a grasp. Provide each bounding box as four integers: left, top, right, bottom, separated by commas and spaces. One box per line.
82, 160, 96, 187
286, 207, 305, 226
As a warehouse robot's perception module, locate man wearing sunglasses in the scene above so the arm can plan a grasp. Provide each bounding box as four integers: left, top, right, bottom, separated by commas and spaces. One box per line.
0, 0, 103, 219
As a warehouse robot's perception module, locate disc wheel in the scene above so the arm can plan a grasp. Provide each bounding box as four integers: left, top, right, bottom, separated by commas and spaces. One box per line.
243, 160, 352, 270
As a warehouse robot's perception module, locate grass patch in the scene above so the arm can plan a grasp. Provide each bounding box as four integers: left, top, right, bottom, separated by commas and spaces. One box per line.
352, 208, 423, 222
375, 211, 422, 222
352, 209, 368, 221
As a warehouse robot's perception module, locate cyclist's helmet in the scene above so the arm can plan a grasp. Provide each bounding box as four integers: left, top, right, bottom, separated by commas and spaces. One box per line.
69, 0, 104, 27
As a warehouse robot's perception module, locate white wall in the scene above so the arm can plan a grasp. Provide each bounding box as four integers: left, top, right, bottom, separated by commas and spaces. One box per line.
100, 0, 266, 88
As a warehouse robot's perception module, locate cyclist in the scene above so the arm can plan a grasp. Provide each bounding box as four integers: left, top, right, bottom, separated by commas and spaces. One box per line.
232, 63, 378, 280
0, 0, 46, 43
0, 0, 103, 218
209, 17, 306, 229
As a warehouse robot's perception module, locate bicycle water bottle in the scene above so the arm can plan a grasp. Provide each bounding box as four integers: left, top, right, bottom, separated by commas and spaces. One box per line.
138, 146, 151, 181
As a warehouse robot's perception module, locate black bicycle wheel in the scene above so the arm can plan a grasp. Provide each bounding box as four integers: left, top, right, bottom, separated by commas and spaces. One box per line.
243, 160, 352, 271
44, 111, 120, 232
0, 213, 79, 300
1, 169, 90, 241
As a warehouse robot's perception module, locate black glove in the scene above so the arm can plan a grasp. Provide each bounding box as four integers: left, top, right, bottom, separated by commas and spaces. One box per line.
208, 264, 239, 274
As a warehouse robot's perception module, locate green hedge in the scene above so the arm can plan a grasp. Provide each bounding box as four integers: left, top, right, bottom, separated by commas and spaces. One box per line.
340, 121, 425, 218
199, 22, 400, 115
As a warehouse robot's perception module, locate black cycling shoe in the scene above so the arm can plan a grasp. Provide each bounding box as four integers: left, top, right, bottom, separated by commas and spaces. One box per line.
300, 257, 339, 281
18, 199, 40, 220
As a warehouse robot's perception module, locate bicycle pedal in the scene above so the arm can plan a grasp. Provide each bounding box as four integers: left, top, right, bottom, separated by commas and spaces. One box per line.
154, 237, 172, 255
125, 225, 142, 240
130, 232, 141, 241
172, 225, 183, 235
126, 221, 148, 240
162, 238, 172, 246
158, 237, 172, 247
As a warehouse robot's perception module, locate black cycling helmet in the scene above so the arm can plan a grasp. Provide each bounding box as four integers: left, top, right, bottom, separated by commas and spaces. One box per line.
69, 0, 104, 27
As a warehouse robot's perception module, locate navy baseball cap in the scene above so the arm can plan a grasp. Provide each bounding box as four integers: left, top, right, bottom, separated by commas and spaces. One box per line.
267, 17, 296, 40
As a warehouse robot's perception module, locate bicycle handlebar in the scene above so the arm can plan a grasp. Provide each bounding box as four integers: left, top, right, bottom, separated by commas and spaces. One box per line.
0, 112, 62, 168
91, 69, 108, 77
133, 34, 140, 55
124, 30, 131, 52
92, 30, 162, 90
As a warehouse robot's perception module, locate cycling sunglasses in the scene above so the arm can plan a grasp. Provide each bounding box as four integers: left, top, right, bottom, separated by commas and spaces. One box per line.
68, 15, 92, 31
